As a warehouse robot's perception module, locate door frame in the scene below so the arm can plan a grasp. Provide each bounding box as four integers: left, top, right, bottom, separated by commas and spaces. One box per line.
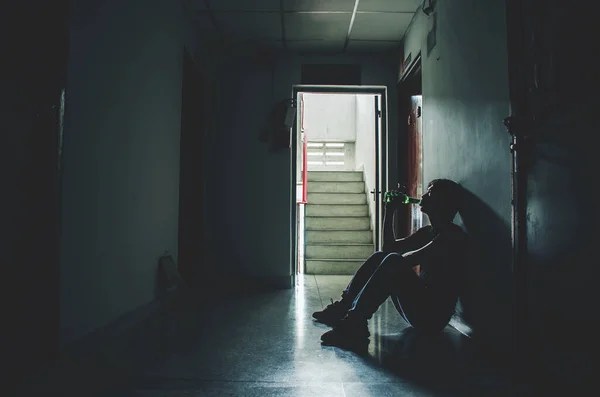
290, 85, 389, 279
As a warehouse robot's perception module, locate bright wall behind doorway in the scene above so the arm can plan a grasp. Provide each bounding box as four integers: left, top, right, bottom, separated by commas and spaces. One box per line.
300, 92, 378, 245
302, 93, 356, 141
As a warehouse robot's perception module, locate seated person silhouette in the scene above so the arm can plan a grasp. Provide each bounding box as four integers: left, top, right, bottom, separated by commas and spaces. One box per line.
313, 178, 468, 350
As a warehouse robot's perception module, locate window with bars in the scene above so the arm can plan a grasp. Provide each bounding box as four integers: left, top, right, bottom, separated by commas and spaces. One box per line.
306, 142, 348, 168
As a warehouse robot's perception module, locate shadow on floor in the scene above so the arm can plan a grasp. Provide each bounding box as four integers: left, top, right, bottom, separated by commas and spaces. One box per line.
8, 279, 539, 397
358, 326, 533, 397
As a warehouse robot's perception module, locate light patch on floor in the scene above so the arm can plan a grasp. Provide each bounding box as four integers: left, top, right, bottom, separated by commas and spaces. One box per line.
11, 274, 533, 397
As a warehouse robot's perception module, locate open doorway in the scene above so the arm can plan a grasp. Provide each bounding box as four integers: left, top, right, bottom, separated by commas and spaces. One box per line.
291, 86, 387, 279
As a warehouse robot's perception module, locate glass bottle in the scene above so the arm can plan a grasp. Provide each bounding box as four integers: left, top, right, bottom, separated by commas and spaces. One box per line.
384, 190, 421, 204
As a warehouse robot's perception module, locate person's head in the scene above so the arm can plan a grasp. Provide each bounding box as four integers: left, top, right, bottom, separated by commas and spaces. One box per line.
419, 178, 461, 222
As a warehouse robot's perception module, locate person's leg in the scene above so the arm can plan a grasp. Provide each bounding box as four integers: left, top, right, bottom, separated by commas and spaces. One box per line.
312, 251, 387, 326
399, 291, 457, 333
348, 252, 423, 320
321, 253, 425, 349
349, 254, 452, 332
341, 251, 388, 302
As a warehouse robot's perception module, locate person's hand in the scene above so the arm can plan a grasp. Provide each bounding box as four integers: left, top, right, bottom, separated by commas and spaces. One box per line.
384, 193, 402, 210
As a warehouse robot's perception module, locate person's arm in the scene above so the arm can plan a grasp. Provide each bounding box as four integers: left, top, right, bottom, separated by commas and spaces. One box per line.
381, 201, 430, 254
400, 231, 463, 269
381, 201, 398, 252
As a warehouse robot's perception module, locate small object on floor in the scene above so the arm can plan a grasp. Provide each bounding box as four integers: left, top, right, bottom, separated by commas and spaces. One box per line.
157, 252, 183, 293
312, 298, 350, 327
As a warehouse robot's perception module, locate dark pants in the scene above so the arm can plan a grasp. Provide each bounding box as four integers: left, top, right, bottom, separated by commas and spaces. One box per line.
342, 251, 455, 332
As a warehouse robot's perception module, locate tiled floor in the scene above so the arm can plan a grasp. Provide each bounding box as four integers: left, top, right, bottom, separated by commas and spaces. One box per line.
12, 275, 533, 396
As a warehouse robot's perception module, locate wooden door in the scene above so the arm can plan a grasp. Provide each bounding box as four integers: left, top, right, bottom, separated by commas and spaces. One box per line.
407, 95, 423, 234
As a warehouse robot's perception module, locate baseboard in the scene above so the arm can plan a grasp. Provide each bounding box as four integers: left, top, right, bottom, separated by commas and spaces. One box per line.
264, 275, 294, 289
222, 275, 294, 291
192, 274, 294, 297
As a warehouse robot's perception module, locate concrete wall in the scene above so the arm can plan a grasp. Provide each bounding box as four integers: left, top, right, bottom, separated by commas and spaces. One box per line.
204, 50, 286, 285
401, 0, 513, 347
525, 111, 596, 383
59, 0, 202, 345
302, 93, 356, 142
514, 1, 597, 386
205, 53, 398, 286
355, 94, 377, 237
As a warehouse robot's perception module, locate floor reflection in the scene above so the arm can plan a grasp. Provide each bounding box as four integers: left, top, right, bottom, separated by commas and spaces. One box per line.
9, 274, 530, 397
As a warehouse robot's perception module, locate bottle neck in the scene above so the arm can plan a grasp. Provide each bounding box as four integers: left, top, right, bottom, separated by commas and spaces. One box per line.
406, 196, 421, 204
385, 191, 421, 204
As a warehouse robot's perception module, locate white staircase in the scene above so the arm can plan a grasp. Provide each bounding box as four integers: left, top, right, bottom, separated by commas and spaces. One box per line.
304, 171, 374, 275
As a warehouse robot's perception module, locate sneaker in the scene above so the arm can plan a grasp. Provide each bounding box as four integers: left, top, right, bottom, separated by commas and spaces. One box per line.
320, 314, 370, 352
312, 298, 350, 327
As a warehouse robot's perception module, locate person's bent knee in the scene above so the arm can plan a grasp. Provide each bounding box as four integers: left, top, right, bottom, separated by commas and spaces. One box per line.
369, 250, 388, 259
383, 252, 403, 260
380, 252, 410, 269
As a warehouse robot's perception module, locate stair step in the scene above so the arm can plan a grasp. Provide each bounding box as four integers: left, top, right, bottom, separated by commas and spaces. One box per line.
306, 230, 373, 244
307, 193, 366, 205
305, 244, 374, 259
305, 216, 370, 230
306, 204, 368, 217
305, 230, 373, 244
307, 171, 363, 182
308, 181, 364, 194
304, 170, 370, 275
305, 259, 364, 275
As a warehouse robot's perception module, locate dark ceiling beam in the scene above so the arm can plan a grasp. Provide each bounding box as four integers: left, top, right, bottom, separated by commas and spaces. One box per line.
343, 0, 361, 52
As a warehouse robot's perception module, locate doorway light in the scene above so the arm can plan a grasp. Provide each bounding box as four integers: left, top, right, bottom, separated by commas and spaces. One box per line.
307, 143, 324, 147
325, 143, 345, 147
307, 152, 323, 156
325, 152, 344, 156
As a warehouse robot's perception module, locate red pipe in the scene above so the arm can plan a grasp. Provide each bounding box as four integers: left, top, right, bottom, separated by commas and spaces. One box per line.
302, 139, 308, 203
297, 96, 308, 204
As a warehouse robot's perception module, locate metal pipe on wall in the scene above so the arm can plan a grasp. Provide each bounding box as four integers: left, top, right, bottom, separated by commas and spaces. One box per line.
504, 0, 537, 379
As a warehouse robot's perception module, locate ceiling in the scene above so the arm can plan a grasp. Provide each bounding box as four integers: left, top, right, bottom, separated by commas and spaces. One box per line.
185, 0, 423, 53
